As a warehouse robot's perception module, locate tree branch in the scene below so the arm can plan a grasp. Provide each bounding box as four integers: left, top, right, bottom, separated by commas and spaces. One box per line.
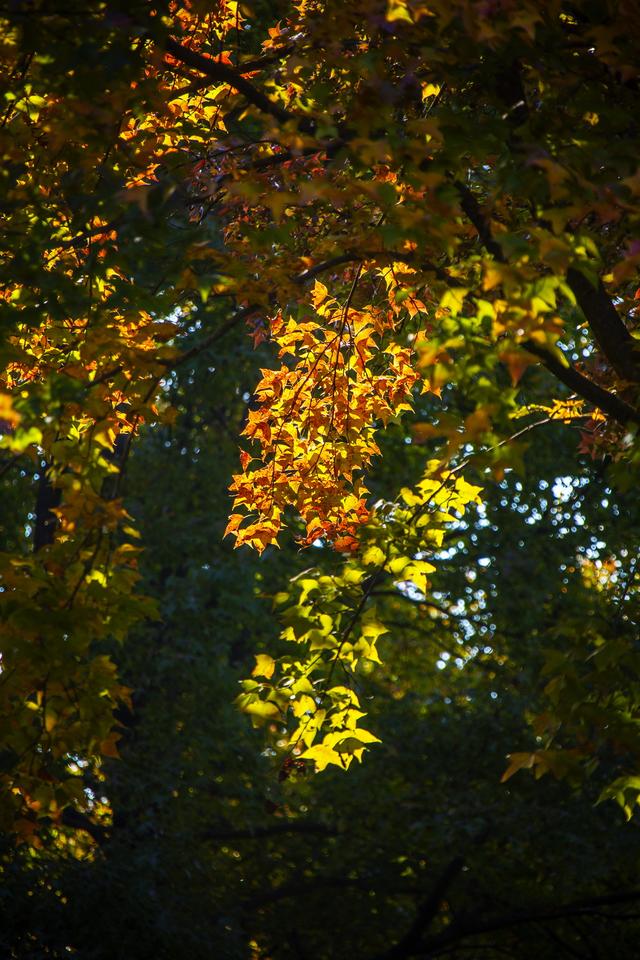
523, 341, 640, 425
170, 44, 297, 99
60, 807, 108, 844
166, 303, 261, 368
372, 857, 467, 960
295, 250, 456, 285
454, 181, 640, 422
164, 38, 302, 128
566, 266, 640, 383
415, 890, 640, 957
454, 181, 506, 263
33, 462, 61, 552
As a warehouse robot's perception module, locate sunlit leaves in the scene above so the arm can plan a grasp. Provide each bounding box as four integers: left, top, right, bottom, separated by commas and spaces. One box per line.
3, 0, 640, 837
226, 288, 419, 552
237, 469, 482, 769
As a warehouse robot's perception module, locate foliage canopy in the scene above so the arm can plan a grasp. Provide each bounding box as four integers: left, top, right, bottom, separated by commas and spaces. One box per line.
2, 4, 640, 935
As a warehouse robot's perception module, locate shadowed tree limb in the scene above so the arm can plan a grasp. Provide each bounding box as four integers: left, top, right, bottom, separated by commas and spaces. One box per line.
412, 890, 640, 958
523, 341, 640, 425
565, 267, 640, 384
170, 44, 296, 98
164, 37, 302, 128
60, 807, 108, 844
371, 857, 467, 960
454, 181, 506, 263
33, 462, 61, 552
454, 180, 640, 423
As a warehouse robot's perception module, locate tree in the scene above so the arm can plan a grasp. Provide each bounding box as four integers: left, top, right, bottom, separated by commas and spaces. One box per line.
1, 0, 640, 841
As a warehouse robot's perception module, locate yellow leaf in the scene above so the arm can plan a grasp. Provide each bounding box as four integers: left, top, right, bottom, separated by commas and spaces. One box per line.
292, 694, 317, 717
311, 279, 329, 308
421, 82, 441, 99
386, 0, 414, 22
440, 288, 468, 313
252, 654, 276, 679
362, 545, 385, 566
300, 743, 346, 772
501, 752, 537, 783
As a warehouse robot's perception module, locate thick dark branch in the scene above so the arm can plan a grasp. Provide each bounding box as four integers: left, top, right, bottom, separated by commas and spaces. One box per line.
295, 254, 361, 282
295, 251, 457, 285
33, 463, 61, 552
454, 181, 506, 263
566, 266, 640, 383
417, 890, 640, 957
164, 38, 299, 127
373, 857, 466, 960
236, 44, 297, 74
171, 44, 296, 98
454, 182, 640, 423
524, 341, 640, 425
60, 807, 108, 844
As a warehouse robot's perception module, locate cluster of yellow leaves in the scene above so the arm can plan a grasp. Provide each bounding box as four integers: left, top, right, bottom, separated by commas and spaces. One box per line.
237, 468, 482, 772
522, 398, 605, 425
226, 279, 419, 552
